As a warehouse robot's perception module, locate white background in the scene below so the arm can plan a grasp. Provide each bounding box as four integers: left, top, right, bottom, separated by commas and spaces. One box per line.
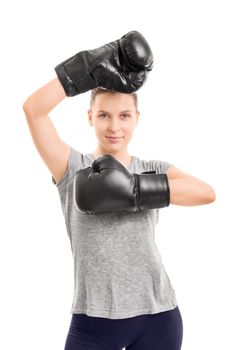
0, 0, 232, 349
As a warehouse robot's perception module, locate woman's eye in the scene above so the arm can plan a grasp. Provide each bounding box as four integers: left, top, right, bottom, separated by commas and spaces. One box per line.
99, 113, 130, 118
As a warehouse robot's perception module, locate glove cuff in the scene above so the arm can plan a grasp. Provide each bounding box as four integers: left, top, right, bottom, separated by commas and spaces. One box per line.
54, 51, 97, 97
136, 172, 170, 210
54, 63, 78, 97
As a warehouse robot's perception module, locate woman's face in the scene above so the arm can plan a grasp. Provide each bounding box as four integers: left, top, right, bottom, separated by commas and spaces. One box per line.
88, 92, 140, 153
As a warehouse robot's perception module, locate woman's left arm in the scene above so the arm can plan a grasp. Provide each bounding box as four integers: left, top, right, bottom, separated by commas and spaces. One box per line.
166, 166, 216, 206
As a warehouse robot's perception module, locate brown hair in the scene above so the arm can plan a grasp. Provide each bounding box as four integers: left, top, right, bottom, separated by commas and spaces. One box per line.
90, 87, 138, 111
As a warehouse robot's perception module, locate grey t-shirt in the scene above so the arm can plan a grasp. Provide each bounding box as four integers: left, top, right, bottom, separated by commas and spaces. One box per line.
52, 147, 178, 319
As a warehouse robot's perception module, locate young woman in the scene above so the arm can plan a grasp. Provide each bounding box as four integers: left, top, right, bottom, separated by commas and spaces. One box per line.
23, 32, 216, 350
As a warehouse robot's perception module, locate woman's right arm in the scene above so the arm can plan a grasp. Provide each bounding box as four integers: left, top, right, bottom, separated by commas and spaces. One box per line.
23, 78, 72, 185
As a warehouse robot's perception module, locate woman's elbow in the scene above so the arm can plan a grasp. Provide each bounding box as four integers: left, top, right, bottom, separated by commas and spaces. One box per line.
205, 186, 216, 204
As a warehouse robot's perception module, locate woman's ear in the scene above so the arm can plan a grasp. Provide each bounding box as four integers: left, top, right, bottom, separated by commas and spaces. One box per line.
88, 109, 93, 126
136, 111, 140, 125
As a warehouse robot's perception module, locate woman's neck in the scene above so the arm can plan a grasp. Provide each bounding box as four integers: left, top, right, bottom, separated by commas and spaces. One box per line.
92, 150, 133, 168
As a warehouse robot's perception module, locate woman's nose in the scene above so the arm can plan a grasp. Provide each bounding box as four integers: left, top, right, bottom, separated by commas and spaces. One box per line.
108, 119, 121, 131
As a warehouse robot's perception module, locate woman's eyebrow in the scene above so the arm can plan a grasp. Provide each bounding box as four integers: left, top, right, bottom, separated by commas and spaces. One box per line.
97, 110, 132, 113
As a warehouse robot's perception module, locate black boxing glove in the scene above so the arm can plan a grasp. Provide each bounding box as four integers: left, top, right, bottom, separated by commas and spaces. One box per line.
73, 154, 170, 214
54, 30, 154, 97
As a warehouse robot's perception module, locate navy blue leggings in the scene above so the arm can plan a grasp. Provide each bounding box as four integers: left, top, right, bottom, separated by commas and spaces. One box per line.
64, 305, 183, 350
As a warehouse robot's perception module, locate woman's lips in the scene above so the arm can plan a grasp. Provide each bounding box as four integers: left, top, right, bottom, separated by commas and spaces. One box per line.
106, 136, 123, 139
106, 136, 123, 142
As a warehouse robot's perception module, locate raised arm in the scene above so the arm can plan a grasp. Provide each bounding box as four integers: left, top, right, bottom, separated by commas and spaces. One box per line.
23, 30, 153, 185
23, 78, 71, 185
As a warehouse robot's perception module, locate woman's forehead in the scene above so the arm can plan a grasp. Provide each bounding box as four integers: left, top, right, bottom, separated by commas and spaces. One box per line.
94, 93, 135, 110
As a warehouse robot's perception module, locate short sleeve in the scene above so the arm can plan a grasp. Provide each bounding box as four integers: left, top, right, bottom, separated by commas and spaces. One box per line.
51, 147, 84, 191
149, 159, 173, 174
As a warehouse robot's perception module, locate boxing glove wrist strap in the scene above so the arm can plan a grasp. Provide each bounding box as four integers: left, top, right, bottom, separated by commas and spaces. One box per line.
135, 172, 170, 210
55, 52, 97, 97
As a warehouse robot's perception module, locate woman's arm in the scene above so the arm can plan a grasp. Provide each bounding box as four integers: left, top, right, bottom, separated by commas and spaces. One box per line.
23, 78, 66, 116
167, 166, 216, 206
23, 78, 72, 185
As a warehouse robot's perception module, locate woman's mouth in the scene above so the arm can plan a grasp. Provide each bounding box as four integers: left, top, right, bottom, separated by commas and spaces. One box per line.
106, 136, 123, 143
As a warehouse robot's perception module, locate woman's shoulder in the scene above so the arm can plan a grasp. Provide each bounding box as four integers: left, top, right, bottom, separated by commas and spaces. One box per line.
133, 155, 173, 174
